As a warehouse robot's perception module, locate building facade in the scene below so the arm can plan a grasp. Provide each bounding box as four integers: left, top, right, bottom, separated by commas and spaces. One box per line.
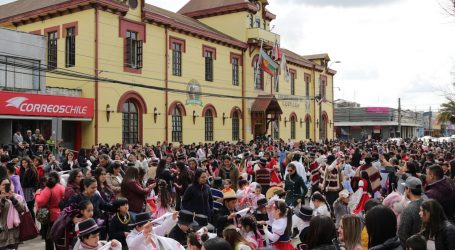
0, 27, 94, 149
0, 0, 335, 148
335, 106, 423, 140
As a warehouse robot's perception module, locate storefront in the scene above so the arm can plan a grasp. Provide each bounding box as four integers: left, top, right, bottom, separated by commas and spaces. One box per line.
0, 91, 94, 151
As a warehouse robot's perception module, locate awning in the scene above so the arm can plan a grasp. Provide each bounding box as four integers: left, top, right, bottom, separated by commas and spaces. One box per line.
251, 95, 283, 114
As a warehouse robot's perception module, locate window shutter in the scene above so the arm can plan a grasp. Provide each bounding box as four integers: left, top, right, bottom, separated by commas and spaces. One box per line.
126, 37, 132, 68
137, 40, 143, 69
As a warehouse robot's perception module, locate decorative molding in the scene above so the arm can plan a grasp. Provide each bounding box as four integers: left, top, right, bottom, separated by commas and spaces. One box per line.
44, 25, 60, 38
169, 36, 186, 53
202, 45, 217, 60
62, 21, 78, 37
202, 104, 218, 117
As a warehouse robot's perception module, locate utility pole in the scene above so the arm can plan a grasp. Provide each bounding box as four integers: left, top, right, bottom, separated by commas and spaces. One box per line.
398, 98, 401, 138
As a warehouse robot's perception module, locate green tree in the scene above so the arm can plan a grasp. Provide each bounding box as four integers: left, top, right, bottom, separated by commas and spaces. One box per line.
437, 98, 455, 124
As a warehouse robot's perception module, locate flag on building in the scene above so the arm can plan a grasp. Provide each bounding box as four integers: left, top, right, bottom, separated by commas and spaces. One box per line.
281, 53, 291, 82
259, 48, 278, 76
317, 97, 327, 104
272, 40, 281, 62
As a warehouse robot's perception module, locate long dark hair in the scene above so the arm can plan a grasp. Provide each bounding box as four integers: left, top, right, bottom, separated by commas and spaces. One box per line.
46, 171, 60, 188
306, 215, 337, 249
273, 200, 292, 236
193, 168, 206, 185
156, 159, 167, 177
176, 161, 190, 182
361, 171, 373, 196
67, 169, 82, 186
203, 238, 231, 250
157, 179, 172, 207
365, 205, 397, 248
93, 167, 111, 191
421, 199, 447, 239
240, 215, 259, 240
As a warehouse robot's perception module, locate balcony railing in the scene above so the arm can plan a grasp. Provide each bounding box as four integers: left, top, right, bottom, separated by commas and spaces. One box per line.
247, 28, 280, 45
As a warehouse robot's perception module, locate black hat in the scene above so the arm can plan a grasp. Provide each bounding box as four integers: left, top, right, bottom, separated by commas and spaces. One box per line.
178, 210, 197, 226
191, 214, 215, 232
256, 198, 267, 208
254, 212, 268, 222
130, 212, 152, 226
295, 205, 313, 221
77, 218, 101, 237
177, 153, 186, 160
244, 152, 250, 158
259, 157, 267, 165
213, 177, 222, 186
309, 152, 316, 158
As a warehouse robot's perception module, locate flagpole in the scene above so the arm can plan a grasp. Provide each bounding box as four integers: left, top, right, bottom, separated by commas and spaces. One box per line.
255, 39, 264, 91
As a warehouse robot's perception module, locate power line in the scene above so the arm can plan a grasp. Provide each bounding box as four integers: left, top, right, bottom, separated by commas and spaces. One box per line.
0, 58, 334, 104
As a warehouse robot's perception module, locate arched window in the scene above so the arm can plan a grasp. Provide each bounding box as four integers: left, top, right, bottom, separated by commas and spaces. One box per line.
232, 112, 240, 141
172, 107, 182, 142
122, 100, 138, 144
290, 116, 296, 140
205, 110, 214, 141
305, 114, 311, 139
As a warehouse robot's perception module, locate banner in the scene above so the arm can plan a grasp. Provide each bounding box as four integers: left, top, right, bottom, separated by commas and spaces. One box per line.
259, 48, 278, 76
0, 91, 94, 118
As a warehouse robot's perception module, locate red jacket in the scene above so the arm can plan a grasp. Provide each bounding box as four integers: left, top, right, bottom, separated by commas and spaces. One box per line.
35, 183, 65, 222
122, 180, 152, 213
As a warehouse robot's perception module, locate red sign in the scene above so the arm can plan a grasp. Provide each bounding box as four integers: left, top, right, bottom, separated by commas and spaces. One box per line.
0, 91, 94, 118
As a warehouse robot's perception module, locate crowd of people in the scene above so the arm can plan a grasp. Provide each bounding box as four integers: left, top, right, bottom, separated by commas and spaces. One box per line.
1, 135, 455, 250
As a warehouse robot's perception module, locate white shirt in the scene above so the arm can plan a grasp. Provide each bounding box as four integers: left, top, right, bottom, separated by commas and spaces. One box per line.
197, 148, 206, 159
265, 217, 287, 243
313, 205, 331, 217
127, 231, 185, 250
73, 240, 122, 250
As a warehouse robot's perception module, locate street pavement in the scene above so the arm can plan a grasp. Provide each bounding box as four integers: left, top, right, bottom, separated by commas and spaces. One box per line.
21, 237, 45, 249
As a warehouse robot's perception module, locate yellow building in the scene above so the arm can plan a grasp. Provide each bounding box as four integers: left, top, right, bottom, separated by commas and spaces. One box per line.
0, 0, 336, 148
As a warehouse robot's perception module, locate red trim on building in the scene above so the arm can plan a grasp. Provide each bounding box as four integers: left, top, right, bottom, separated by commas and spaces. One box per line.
0, 0, 128, 26
289, 112, 297, 121
230, 106, 242, 119
289, 69, 297, 79
320, 74, 328, 85
229, 52, 243, 66
305, 114, 312, 122
119, 17, 146, 42
168, 101, 187, 116
116, 91, 148, 114
29, 29, 41, 35
180, 2, 258, 19
44, 25, 60, 38
169, 36, 186, 53
304, 73, 311, 82
202, 104, 218, 117
117, 91, 147, 144
202, 45, 217, 60
119, 17, 146, 74
62, 21, 78, 37
322, 111, 329, 121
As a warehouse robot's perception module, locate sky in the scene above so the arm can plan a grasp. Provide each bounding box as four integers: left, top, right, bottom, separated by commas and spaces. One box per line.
1, 0, 454, 112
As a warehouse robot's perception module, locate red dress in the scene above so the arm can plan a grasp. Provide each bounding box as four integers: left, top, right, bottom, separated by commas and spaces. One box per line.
353, 179, 371, 214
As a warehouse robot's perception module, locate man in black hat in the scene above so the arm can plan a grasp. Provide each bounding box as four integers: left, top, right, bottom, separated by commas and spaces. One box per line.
292, 205, 313, 241
168, 210, 197, 247
213, 190, 238, 237
75, 218, 122, 249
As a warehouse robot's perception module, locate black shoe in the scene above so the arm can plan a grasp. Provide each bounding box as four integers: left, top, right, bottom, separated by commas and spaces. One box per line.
291, 227, 299, 239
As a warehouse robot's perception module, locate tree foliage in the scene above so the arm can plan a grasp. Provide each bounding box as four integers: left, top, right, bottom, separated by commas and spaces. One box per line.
437, 97, 455, 124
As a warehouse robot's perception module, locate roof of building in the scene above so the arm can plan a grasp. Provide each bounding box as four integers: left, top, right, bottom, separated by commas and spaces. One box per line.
281, 48, 319, 70
179, 0, 249, 14
144, 3, 247, 49
0, 0, 67, 21
251, 95, 282, 114
303, 53, 331, 61
178, 0, 275, 20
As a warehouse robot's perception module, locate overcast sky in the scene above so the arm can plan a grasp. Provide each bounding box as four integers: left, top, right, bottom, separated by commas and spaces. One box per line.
1, 0, 454, 112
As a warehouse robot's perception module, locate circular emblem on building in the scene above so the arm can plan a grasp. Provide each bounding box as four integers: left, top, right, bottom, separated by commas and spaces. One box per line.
185, 80, 203, 106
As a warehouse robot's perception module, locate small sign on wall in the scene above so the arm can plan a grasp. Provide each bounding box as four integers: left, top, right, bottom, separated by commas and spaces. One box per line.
185, 79, 203, 107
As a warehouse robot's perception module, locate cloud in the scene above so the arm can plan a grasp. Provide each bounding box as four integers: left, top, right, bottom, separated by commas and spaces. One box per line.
279, 0, 403, 8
